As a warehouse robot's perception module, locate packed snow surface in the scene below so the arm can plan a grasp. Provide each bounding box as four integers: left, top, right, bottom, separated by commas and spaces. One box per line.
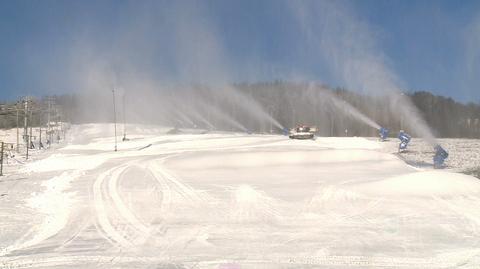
1, 124, 480, 268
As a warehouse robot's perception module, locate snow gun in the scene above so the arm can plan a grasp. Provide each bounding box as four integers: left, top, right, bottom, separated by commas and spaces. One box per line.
379, 127, 389, 141
398, 130, 411, 151
433, 145, 448, 169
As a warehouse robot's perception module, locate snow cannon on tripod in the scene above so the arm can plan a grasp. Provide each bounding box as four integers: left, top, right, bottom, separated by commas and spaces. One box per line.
433, 145, 448, 169
379, 127, 389, 141
398, 130, 411, 152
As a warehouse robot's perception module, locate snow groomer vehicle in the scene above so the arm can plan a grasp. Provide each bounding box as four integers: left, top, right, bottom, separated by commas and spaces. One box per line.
289, 125, 316, 140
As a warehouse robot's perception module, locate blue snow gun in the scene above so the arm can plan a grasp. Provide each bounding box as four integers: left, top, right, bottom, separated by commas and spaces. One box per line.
379, 127, 389, 141
433, 145, 448, 169
398, 131, 411, 151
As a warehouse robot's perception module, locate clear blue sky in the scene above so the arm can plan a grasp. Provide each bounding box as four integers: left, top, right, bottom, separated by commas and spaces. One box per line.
0, 0, 479, 102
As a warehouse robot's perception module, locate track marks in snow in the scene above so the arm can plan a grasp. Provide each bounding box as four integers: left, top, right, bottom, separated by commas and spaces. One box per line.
93, 165, 134, 248
148, 158, 215, 212
92, 157, 215, 252
108, 165, 151, 235
1, 171, 81, 256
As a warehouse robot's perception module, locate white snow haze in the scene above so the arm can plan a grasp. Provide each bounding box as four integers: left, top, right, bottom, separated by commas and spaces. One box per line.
1, 1, 480, 269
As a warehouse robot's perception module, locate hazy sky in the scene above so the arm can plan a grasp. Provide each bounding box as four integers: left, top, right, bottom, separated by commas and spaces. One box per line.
0, 0, 479, 102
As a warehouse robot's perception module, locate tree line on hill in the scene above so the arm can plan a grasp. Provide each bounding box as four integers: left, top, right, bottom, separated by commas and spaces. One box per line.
1, 82, 479, 138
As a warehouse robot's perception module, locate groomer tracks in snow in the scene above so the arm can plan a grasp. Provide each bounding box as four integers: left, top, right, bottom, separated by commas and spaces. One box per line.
1, 124, 479, 268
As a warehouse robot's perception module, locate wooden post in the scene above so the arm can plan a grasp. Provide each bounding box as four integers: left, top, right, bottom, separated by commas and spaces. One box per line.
112, 88, 117, 152
1, 142, 4, 176
16, 108, 19, 153
39, 110, 42, 148
26, 135, 29, 160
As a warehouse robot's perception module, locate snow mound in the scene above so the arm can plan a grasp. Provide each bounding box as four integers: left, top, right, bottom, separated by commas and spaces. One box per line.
355, 171, 480, 197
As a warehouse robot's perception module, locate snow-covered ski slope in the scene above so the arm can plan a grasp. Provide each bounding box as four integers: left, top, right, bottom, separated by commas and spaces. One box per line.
1, 124, 480, 268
